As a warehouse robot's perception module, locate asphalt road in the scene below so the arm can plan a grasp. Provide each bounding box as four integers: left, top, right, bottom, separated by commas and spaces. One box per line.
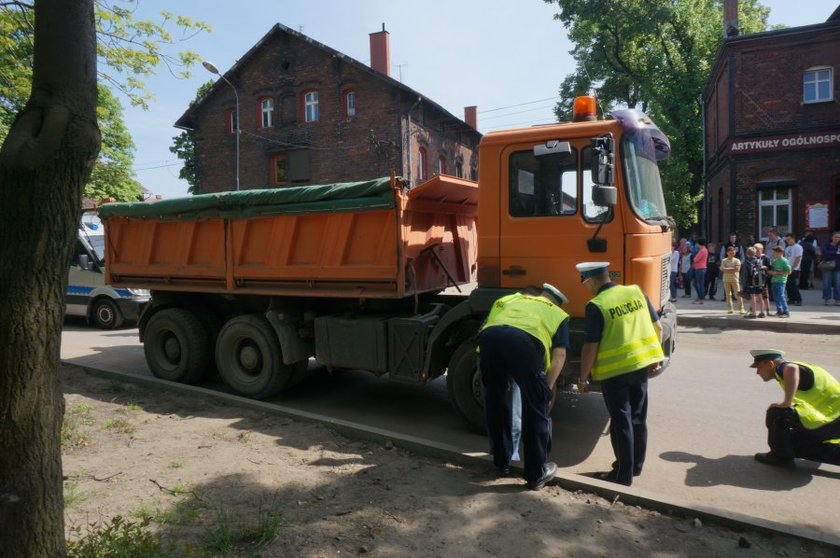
61, 319, 840, 544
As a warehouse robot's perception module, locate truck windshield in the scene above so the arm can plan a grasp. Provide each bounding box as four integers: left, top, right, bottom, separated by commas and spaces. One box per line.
621, 128, 669, 220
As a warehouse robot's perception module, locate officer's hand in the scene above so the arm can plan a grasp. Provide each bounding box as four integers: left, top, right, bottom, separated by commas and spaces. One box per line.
577, 381, 589, 394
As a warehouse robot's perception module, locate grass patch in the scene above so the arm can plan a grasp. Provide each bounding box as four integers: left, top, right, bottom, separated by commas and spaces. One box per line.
64, 476, 88, 508
62, 403, 95, 447
125, 402, 143, 412
205, 494, 284, 553
169, 459, 184, 469
104, 418, 135, 434
66, 515, 198, 557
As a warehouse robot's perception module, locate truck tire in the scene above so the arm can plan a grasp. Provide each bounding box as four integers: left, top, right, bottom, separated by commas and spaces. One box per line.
216, 314, 290, 399
92, 298, 124, 330
143, 308, 210, 384
446, 337, 486, 434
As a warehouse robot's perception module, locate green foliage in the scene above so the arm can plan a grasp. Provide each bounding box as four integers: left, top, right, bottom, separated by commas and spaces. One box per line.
66, 516, 182, 558
170, 81, 213, 194
543, 0, 770, 228
0, 1, 209, 201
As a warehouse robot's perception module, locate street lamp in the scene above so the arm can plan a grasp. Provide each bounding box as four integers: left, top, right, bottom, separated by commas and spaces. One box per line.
202, 60, 240, 191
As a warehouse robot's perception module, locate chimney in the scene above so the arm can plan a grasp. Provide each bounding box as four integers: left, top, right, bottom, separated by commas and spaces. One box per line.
464, 106, 477, 130
369, 23, 390, 76
724, 0, 739, 37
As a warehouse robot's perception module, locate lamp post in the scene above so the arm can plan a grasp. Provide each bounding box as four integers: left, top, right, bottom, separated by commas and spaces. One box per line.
202, 60, 240, 191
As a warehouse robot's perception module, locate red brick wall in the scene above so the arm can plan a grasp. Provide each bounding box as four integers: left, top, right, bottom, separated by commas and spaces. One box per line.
191, 29, 478, 194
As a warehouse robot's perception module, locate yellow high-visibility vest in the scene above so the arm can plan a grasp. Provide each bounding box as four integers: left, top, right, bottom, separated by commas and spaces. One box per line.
481, 293, 568, 369
777, 361, 840, 430
590, 285, 663, 381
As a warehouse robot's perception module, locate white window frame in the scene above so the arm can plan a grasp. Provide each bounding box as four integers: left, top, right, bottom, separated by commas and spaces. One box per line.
228, 109, 238, 135
261, 98, 274, 128
304, 91, 319, 122
803, 67, 833, 104
758, 188, 791, 237
346, 91, 356, 118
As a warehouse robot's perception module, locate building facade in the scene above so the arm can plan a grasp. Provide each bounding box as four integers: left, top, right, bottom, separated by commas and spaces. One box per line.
703, 6, 840, 246
176, 24, 481, 194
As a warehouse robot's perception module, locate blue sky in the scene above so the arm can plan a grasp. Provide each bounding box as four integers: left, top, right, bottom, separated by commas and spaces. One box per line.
120, 1, 838, 198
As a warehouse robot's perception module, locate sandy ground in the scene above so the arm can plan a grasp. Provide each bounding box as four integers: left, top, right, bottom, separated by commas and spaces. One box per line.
60, 364, 833, 557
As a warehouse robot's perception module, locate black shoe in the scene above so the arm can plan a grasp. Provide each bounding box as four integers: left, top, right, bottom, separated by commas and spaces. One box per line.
527, 462, 557, 490
495, 466, 512, 478
754, 452, 795, 469
592, 470, 632, 486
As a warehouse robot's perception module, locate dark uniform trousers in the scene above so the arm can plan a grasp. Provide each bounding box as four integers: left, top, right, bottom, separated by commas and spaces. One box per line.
601, 368, 649, 484
479, 326, 552, 484
766, 407, 840, 465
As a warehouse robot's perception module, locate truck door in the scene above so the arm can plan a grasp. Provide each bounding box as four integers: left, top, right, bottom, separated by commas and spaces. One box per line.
498, 141, 624, 316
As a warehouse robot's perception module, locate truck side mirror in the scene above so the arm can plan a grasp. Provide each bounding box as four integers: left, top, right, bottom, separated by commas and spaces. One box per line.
591, 135, 614, 186
79, 254, 91, 271
592, 185, 617, 207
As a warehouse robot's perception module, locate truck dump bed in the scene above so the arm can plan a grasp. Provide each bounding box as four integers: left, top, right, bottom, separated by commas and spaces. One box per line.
99, 176, 478, 299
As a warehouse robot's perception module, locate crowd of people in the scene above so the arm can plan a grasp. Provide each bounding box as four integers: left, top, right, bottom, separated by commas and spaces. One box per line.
669, 229, 840, 318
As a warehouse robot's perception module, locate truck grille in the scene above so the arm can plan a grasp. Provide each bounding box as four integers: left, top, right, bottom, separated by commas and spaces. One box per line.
660, 253, 670, 307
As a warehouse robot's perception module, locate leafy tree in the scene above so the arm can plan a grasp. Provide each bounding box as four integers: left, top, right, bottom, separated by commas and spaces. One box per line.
0, 2, 207, 202
169, 80, 213, 194
0, 1, 207, 555
543, 0, 770, 228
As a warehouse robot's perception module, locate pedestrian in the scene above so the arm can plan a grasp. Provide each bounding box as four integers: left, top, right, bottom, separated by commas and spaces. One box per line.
742, 246, 765, 319
691, 238, 708, 304
576, 262, 664, 486
720, 245, 746, 314
820, 231, 840, 305
765, 227, 785, 258
478, 283, 570, 490
720, 232, 745, 262
679, 243, 692, 298
754, 243, 772, 310
748, 349, 840, 468
783, 233, 802, 306
705, 241, 720, 300
769, 245, 791, 317
798, 232, 817, 290
669, 241, 680, 302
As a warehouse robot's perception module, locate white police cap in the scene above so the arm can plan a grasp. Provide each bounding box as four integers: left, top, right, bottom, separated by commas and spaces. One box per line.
575, 261, 610, 282
542, 283, 568, 305
749, 349, 785, 368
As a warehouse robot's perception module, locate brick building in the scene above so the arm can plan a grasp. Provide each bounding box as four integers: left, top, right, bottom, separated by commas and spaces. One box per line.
176, 24, 481, 193
702, 4, 840, 246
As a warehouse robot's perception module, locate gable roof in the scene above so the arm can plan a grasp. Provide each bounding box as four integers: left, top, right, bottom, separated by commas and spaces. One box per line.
175, 23, 480, 141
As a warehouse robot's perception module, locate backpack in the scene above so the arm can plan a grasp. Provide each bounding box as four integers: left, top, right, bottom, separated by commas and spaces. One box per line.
749, 259, 764, 288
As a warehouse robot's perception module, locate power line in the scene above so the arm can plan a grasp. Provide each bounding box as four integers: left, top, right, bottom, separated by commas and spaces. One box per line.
479, 103, 557, 122
480, 96, 558, 114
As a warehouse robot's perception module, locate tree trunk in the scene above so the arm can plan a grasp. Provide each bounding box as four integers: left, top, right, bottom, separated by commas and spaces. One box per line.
0, 1, 100, 556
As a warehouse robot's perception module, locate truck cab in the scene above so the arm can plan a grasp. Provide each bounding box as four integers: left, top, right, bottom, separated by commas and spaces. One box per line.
66, 219, 150, 329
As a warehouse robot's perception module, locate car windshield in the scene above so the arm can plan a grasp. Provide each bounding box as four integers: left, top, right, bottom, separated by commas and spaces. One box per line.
621, 128, 669, 220
87, 234, 105, 261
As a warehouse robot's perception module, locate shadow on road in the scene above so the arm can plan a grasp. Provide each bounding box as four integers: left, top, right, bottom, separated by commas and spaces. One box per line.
660, 451, 814, 491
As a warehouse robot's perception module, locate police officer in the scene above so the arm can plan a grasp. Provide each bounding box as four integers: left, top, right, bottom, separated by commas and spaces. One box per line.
750, 349, 840, 468
478, 283, 570, 490
576, 262, 664, 486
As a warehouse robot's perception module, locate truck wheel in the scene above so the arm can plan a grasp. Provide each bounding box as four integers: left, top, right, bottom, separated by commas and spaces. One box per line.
143, 308, 210, 384
91, 298, 124, 330
446, 337, 486, 434
216, 314, 289, 399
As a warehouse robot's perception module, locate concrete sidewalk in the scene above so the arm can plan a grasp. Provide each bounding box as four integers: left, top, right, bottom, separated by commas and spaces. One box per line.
676, 278, 839, 334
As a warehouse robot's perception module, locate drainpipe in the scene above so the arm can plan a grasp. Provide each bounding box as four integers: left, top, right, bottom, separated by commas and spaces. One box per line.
405, 96, 422, 188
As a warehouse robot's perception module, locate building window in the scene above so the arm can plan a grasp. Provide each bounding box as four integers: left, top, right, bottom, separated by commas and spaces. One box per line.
454, 161, 463, 178
438, 156, 447, 175
418, 147, 428, 181
271, 150, 311, 185
259, 98, 274, 128
303, 90, 319, 122
804, 67, 833, 104
758, 188, 791, 236
343, 90, 356, 118
225, 108, 238, 135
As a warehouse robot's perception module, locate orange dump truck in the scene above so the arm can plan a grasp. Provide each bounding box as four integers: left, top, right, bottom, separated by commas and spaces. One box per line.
100, 99, 677, 431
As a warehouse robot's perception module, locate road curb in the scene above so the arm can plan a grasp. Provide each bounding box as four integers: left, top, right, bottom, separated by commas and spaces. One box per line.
65, 361, 840, 553
679, 315, 828, 334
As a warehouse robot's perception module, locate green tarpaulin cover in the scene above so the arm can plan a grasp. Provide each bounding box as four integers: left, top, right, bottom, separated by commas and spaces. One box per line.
98, 177, 395, 220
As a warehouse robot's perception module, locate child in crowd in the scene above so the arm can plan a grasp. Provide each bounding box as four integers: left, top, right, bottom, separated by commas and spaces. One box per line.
721, 246, 745, 314
743, 246, 766, 319
769, 245, 792, 318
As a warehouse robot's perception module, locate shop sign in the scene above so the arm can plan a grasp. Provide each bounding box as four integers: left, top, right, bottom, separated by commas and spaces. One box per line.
729, 130, 840, 155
